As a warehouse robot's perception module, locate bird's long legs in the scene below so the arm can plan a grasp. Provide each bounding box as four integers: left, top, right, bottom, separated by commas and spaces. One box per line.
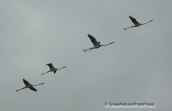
142, 20, 153, 25
33, 83, 45, 86
83, 42, 114, 52
101, 42, 114, 46
58, 66, 66, 70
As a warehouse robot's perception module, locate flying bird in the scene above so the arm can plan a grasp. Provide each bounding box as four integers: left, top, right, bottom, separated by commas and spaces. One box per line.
16, 79, 44, 92
83, 34, 114, 52
124, 16, 153, 30
42, 63, 66, 75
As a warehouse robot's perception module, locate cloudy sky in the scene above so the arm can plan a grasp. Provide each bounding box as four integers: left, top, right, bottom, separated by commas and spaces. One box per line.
0, 0, 172, 111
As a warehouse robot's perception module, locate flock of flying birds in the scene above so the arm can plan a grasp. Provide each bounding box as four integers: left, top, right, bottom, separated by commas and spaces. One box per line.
16, 15, 153, 92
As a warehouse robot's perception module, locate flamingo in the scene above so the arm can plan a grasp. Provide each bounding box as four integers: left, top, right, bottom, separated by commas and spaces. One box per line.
83, 34, 114, 52
42, 63, 66, 75
16, 79, 44, 92
124, 16, 153, 30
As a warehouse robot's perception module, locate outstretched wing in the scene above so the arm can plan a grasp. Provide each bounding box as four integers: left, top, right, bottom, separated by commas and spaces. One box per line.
129, 16, 139, 25
23, 79, 30, 86
29, 86, 37, 92
88, 34, 98, 46
46, 63, 55, 70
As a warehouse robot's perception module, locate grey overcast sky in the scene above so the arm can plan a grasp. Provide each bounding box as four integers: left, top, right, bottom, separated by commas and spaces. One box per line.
0, 0, 172, 111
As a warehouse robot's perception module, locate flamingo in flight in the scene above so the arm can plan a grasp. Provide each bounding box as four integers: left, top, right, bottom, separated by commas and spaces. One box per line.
16, 79, 44, 92
42, 63, 66, 75
124, 16, 153, 30
83, 34, 114, 52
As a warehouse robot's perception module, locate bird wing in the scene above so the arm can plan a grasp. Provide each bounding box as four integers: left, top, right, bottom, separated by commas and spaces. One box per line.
88, 34, 98, 46
29, 86, 37, 92
129, 16, 139, 25
46, 63, 55, 70
23, 79, 30, 86
54, 70, 57, 74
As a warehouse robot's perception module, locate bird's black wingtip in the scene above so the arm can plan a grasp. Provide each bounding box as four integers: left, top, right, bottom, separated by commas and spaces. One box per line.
46, 63, 52, 65
129, 15, 134, 18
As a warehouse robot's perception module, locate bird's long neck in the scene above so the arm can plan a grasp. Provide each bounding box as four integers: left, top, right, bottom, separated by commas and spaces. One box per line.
16, 87, 26, 91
